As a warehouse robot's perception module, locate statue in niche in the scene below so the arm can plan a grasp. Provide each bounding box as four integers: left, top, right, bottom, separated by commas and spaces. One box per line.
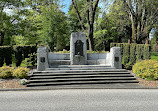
75, 40, 84, 56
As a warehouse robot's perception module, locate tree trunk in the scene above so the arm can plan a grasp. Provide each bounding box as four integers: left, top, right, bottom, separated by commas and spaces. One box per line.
88, 24, 94, 51
145, 38, 148, 44
0, 31, 5, 46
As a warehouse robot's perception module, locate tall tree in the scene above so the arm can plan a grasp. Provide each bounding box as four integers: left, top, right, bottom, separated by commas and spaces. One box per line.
71, 0, 100, 51
108, 0, 132, 43
0, 0, 25, 45
24, 0, 69, 50
122, 0, 158, 43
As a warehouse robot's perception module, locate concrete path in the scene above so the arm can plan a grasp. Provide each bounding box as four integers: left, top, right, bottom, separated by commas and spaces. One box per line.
0, 89, 158, 111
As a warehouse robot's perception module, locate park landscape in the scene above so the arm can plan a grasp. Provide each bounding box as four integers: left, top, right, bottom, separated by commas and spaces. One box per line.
0, 0, 158, 89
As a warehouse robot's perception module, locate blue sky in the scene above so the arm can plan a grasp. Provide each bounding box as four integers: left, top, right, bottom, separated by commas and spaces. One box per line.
60, 0, 113, 14
60, 0, 72, 14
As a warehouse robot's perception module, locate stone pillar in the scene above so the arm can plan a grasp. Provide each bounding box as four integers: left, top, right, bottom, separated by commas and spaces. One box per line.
37, 46, 49, 71
110, 47, 122, 69
70, 32, 87, 65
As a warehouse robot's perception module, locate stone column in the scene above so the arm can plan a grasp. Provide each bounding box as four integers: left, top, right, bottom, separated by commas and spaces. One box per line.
110, 47, 122, 69
37, 46, 49, 71
70, 32, 87, 65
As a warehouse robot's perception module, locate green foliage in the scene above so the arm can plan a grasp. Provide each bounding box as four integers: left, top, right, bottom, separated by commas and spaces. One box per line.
0, 46, 12, 66
143, 45, 150, 60
122, 44, 130, 65
54, 49, 70, 53
13, 45, 37, 67
0, 66, 14, 79
24, 2, 70, 51
130, 43, 136, 65
0, 0, 28, 46
94, 17, 118, 51
133, 60, 158, 80
53, 49, 109, 54
151, 52, 158, 61
21, 53, 37, 67
12, 35, 28, 45
13, 67, 30, 79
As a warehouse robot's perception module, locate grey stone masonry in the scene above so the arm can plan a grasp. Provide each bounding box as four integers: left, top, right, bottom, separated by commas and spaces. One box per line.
37, 46, 49, 71
70, 32, 87, 65
110, 47, 122, 69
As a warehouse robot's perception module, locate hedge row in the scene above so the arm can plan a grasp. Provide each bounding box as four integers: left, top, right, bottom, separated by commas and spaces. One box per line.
0, 45, 37, 67
110, 43, 151, 68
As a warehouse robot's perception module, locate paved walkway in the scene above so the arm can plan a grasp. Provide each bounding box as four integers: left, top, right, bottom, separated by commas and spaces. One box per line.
0, 89, 158, 111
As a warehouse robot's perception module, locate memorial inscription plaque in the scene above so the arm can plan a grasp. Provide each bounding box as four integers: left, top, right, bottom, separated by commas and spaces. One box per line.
75, 40, 84, 56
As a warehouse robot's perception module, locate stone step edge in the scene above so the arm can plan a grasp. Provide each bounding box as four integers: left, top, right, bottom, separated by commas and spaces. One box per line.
30, 74, 133, 79
27, 80, 139, 87
34, 69, 127, 73
28, 77, 136, 82
32, 71, 129, 75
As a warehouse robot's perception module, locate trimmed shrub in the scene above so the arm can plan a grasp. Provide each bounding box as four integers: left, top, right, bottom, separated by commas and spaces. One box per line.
143, 45, 150, 60
133, 60, 158, 80
130, 43, 136, 65
14, 46, 23, 67
13, 67, 30, 79
122, 43, 130, 65
0, 46, 12, 66
136, 44, 144, 61
0, 66, 14, 79
0, 47, 4, 67
13, 45, 37, 66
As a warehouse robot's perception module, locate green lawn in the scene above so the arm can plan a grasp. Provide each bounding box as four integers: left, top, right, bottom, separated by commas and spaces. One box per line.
151, 52, 158, 61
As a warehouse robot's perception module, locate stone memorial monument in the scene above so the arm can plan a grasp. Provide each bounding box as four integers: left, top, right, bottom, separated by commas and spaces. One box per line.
37, 32, 122, 71
70, 32, 87, 65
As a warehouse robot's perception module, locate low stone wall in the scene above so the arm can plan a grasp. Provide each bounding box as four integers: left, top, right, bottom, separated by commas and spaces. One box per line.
37, 47, 122, 71
48, 53, 111, 65
48, 53, 70, 60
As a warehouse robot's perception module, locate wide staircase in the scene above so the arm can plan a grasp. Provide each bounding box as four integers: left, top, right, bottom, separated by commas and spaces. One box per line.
26, 65, 138, 87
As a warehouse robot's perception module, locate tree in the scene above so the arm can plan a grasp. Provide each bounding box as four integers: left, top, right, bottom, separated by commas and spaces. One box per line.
24, 0, 69, 50
0, 0, 25, 46
94, 13, 118, 51
71, 0, 100, 51
122, 0, 158, 43
108, 0, 132, 43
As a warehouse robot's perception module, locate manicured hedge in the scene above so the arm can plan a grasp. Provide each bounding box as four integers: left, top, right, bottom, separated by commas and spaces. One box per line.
0, 45, 37, 67
110, 43, 151, 68
13, 45, 37, 66
0, 46, 12, 66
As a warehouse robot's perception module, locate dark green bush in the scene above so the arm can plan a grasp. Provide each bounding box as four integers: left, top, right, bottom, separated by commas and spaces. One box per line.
0, 46, 12, 66
130, 43, 136, 65
143, 45, 150, 60
13, 45, 37, 66
122, 44, 130, 65
14, 46, 23, 67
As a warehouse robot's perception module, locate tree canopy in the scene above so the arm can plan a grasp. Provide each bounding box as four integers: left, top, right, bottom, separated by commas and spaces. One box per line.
0, 0, 157, 51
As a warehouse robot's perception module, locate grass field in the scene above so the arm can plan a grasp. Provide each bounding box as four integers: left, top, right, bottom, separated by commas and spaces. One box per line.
151, 52, 158, 61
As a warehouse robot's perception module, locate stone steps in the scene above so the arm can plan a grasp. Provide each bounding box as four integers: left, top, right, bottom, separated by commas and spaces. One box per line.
27, 67, 139, 87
